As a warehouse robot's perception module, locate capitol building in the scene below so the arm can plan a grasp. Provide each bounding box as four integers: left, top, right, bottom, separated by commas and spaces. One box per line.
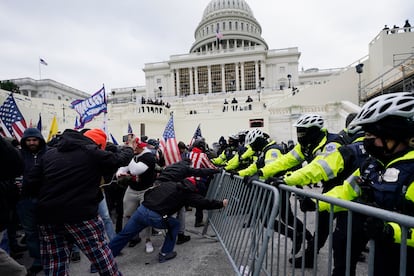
1, 0, 413, 144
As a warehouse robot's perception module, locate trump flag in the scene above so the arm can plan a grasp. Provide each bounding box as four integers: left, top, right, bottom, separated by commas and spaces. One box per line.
71, 86, 107, 129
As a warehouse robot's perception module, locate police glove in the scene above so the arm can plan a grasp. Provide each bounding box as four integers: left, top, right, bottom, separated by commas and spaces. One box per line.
227, 170, 238, 179
265, 176, 285, 187
363, 217, 394, 243
243, 174, 260, 187
299, 197, 317, 212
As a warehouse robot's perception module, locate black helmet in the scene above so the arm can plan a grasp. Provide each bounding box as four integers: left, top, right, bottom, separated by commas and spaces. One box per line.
192, 138, 206, 152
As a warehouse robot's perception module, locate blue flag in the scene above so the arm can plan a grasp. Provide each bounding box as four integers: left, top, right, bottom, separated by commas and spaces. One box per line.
36, 113, 42, 131
128, 122, 133, 134
71, 86, 107, 129
110, 133, 119, 145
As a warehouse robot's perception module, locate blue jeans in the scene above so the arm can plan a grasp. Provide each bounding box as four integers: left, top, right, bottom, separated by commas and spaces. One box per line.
99, 196, 116, 241
109, 205, 179, 256
16, 198, 41, 267
0, 231, 9, 253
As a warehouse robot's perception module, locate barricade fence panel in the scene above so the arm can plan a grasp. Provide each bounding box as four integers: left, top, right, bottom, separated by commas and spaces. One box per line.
203, 172, 414, 276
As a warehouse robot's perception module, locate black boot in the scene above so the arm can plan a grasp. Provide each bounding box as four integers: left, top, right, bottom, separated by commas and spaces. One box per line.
291, 232, 303, 255
289, 239, 315, 268
176, 233, 191, 245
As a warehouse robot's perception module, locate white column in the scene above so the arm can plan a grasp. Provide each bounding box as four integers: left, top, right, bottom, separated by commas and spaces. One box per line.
208, 66, 212, 94
189, 68, 194, 95
176, 70, 181, 97
194, 67, 199, 94
221, 64, 225, 93
235, 63, 240, 91
240, 62, 245, 91
170, 71, 175, 97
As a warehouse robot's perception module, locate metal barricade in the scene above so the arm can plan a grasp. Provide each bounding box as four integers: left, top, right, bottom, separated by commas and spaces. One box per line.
204, 172, 280, 276
203, 173, 414, 276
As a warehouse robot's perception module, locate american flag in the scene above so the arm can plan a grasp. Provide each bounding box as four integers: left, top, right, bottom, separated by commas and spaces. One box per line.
189, 124, 202, 146
128, 122, 133, 134
216, 26, 224, 40
40, 58, 48, 66
160, 115, 181, 166
0, 94, 27, 140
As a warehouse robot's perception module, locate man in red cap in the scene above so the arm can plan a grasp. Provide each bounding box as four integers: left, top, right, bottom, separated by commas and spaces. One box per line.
26, 129, 134, 275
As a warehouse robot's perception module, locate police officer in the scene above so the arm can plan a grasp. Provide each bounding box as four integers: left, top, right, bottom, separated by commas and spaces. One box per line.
238, 128, 284, 178
256, 114, 342, 262
212, 134, 239, 166
319, 92, 414, 276
275, 122, 367, 268
224, 130, 255, 172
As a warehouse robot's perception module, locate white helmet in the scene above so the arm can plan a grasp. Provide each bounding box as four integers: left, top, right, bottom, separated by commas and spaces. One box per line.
244, 128, 263, 145
293, 114, 324, 129
351, 92, 414, 126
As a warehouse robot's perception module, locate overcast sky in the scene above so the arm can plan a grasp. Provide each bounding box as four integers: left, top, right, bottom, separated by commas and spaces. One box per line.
1, 0, 412, 94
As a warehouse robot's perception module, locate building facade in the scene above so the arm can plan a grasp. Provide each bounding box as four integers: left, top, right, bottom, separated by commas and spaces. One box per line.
1, 0, 413, 144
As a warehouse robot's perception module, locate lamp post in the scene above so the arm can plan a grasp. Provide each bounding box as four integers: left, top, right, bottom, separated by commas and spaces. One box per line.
355, 63, 364, 105
62, 104, 66, 123
111, 90, 116, 104
287, 74, 292, 89
131, 88, 136, 102
258, 77, 264, 102
158, 86, 163, 98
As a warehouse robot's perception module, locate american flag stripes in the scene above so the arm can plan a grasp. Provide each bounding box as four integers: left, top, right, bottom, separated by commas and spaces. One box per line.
160, 115, 181, 166
0, 94, 27, 140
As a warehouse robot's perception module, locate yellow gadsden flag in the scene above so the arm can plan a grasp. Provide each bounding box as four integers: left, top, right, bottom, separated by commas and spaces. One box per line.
47, 116, 58, 142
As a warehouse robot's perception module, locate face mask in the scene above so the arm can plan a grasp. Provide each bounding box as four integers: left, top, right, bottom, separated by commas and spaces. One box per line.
363, 138, 386, 161
297, 128, 321, 148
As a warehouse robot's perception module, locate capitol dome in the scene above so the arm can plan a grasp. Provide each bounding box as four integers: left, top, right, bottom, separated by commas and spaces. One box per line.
190, 0, 268, 53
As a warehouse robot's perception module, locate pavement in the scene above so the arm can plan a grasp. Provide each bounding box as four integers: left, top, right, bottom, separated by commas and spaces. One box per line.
17, 209, 234, 276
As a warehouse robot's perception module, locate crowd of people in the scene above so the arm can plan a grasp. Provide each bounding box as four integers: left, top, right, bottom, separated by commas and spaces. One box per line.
1, 92, 413, 275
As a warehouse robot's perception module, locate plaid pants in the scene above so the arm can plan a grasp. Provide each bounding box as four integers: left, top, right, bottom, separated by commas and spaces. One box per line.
39, 216, 121, 276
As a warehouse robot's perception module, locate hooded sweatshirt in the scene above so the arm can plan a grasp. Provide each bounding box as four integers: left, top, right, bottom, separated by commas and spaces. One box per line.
27, 129, 134, 224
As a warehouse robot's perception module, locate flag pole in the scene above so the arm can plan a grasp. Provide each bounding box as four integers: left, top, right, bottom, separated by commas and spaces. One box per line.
38, 57, 41, 80
103, 84, 109, 139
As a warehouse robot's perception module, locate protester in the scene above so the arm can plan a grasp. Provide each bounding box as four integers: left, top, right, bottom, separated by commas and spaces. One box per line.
26, 128, 134, 275
157, 158, 220, 244
17, 128, 48, 275
189, 138, 218, 227
109, 161, 227, 263
0, 136, 27, 276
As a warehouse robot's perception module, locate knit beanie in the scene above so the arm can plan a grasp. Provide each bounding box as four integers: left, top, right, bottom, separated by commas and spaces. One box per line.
84, 129, 107, 150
